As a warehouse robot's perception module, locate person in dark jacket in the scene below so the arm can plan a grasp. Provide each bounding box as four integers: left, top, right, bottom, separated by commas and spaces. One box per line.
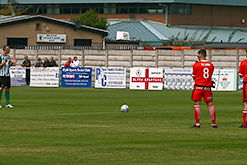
35, 58, 43, 67
43, 57, 50, 67
21, 55, 31, 85
49, 57, 58, 67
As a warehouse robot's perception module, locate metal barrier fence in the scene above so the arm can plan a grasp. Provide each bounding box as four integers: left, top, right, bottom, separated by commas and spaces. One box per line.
5, 45, 143, 50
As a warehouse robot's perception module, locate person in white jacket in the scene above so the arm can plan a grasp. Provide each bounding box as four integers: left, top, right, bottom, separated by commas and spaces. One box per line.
70, 56, 80, 67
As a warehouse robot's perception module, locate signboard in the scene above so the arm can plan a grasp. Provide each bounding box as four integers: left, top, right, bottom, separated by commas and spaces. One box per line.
163, 68, 237, 91
30, 67, 59, 87
95, 67, 126, 88
61, 67, 92, 88
10, 67, 26, 86
164, 68, 193, 90
37, 34, 66, 43
212, 68, 237, 91
130, 68, 163, 90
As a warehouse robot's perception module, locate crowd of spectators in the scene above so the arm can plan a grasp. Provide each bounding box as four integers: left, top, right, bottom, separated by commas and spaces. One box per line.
32, 56, 80, 68
34, 57, 58, 67
21, 56, 81, 68
21, 56, 58, 85
20, 56, 82, 68
19, 56, 81, 86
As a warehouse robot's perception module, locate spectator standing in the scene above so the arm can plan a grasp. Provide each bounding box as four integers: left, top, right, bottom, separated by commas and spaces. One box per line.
49, 57, 58, 67
43, 57, 50, 67
70, 56, 80, 67
35, 58, 43, 67
64, 57, 72, 67
21, 55, 31, 85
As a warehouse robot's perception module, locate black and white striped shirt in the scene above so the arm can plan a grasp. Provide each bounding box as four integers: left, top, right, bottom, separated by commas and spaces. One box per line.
0, 54, 11, 77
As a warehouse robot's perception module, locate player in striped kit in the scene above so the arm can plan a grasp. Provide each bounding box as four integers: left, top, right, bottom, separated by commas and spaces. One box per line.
191, 49, 217, 128
0, 46, 17, 108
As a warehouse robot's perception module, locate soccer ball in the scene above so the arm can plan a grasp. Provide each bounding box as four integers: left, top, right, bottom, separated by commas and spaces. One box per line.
121, 104, 129, 112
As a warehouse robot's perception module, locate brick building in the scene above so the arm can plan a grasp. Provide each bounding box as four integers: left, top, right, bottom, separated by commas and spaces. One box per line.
0, 15, 108, 48
1, 0, 247, 27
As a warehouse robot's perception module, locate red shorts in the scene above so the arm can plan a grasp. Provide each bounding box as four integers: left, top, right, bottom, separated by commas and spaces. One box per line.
192, 86, 213, 102
242, 83, 247, 102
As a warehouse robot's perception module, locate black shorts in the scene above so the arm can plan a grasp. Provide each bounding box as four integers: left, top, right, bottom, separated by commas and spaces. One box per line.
0, 76, 11, 89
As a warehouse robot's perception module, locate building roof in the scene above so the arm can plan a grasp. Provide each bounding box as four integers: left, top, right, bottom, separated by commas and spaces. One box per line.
194, 43, 247, 49
0, 15, 108, 36
1, 0, 247, 6
107, 19, 247, 46
107, 20, 167, 43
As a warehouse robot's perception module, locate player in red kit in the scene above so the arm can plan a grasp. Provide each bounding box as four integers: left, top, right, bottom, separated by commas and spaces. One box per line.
238, 49, 247, 128
191, 49, 217, 128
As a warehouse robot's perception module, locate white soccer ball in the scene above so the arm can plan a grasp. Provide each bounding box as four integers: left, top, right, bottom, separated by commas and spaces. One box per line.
121, 104, 129, 112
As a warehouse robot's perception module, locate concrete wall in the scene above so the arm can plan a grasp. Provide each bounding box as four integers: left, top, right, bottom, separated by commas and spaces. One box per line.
10, 49, 246, 69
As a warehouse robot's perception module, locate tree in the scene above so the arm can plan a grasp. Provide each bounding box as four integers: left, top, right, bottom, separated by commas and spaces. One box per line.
0, 5, 29, 15
70, 9, 108, 30
0, 6, 14, 15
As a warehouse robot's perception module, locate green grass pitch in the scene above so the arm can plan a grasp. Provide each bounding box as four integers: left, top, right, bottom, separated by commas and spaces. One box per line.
0, 87, 246, 165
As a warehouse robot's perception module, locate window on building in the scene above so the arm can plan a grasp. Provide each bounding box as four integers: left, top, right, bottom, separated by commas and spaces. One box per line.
7, 38, 28, 48
35, 5, 47, 14
157, 9, 164, 14
148, 9, 157, 14
103, 3, 116, 14
169, 4, 192, 15
117, 8, 128, 14
97, 8, 104, 14
74, 39, 92, 46
71, 6, 80, 14
129, 8, 137, 14
14, 3, 167, 15
47, 5, 58, 14
81, 8, 90, 13
60, 6, 72, 14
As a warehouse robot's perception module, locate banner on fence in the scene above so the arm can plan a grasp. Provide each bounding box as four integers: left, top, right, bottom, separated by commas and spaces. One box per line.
10, 67, 26, 86
212, 68, 237, 91
95, 67, 126, 88
164, 68, 193, 90
61, 67, 92, 88
130, 68, 163, 90
163, 68, 237, 91
30, 67, 59, 87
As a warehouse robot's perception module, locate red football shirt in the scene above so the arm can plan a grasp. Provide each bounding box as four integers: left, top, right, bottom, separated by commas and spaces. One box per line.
64, 61, 71, 67
239, 59, 247, 83
192, 60, 214, 87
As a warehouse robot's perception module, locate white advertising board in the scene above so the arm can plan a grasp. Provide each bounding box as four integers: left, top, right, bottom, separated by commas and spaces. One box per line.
164, 68, 193, 90
10, 67, 26, 86
130, 68, 163, 90
37, 34, 66, 43
95, 67, 126, 88
30, 67, 60, 87
212, 68, 237, 91
164, 68, 237, 91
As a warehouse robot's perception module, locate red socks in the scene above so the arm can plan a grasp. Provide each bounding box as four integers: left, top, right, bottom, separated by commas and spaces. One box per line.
194, 105, 200, 125
194, 105, 217, 126
242, 110, 247, 126
208, 105, 216, 125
